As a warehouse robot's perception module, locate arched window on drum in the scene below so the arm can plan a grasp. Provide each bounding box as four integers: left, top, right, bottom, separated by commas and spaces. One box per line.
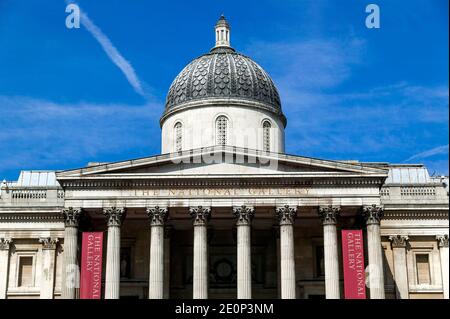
263, 120, 271, 152
174, 122, 182, 152
216, 116, 228, 146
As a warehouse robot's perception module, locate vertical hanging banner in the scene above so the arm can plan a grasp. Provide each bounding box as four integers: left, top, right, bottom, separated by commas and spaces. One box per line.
342, 230, 366, 299
80, 232, 104, 299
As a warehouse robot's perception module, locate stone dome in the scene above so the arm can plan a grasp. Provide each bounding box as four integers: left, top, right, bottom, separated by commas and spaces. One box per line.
162, 47, 286, 126
160, 16, 287, 155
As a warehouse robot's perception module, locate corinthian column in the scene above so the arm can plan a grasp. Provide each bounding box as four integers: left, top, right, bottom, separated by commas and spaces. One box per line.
319, 206, 341, 299
389, 235, 409, 299
233, 205, 255, 299
0, 238, 12, 299
39, 237, 59, 299
363, 205, 385, 299
103, 207, 126, 299
276, 205, 297, 299
146, 206, 168, 299
61, 207, 82, 299
189, 206, 211, 299
437, 235, 449, 299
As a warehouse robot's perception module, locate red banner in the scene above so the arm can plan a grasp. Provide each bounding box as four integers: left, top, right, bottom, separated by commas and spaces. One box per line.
341, 230, 366, 299
80, 232, 104, 299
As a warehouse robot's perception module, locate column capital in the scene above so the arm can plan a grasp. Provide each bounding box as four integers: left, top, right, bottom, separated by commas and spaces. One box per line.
61, 207, 82, 227
39, 237, 59, 250
233, 205, 255, 226
276, 205, 297, 226
318, 206, 341, 225
389, 235, 409, 248
0, 238, 12, 250
103, 207, 126, 227
146, 206, 168, 226
189, 206, 211, 226
437, 235, 449, 248
363, 204, 384, 225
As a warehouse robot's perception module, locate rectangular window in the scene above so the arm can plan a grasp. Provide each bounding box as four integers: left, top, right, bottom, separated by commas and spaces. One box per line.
416, 254, 431, 285
18, 256, 33, 287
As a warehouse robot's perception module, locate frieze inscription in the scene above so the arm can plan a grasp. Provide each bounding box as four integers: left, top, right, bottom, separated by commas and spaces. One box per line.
67, 187, 312, 198
132, 187, 310, 198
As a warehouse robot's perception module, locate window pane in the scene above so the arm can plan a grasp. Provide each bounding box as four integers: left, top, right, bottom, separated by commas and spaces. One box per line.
416, 254, 431, 285
175, 122, 182, 152
216, 116, 228, 146
263, 121, 271, 152
18, 256, 33, 287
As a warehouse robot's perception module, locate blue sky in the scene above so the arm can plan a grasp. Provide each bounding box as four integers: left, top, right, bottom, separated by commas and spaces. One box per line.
0, 0, 448, 180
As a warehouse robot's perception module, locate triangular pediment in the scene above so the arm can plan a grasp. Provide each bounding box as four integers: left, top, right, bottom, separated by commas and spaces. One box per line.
56, 146, 388, 180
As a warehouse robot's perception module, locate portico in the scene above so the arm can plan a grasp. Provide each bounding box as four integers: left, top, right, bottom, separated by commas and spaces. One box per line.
56, 146, 388, 299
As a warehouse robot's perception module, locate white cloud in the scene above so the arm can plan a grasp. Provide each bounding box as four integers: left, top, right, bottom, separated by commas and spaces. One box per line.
245, 37, 448, 175
0, 95, 162, 172
405, 145, 449, 162
68, 1, 148, 99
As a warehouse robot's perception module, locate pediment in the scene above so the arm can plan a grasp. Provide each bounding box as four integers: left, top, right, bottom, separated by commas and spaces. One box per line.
56, 147, 388, 180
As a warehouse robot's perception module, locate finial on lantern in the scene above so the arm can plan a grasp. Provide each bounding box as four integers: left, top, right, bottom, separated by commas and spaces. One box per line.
215, 15, 231, 48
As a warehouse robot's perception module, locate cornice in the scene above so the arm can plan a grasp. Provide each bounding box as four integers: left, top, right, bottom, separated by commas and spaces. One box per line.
58, 177, 386, 190
383, 211, 449, 220
160, 97, 287, 128
0, 213, 63, 222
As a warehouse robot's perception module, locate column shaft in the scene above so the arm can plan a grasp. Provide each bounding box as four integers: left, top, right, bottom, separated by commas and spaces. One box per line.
276, 205, 297, 299
392, 247, 409, 299
190, 206, 211, 300
319, 206, 341, 299
62, 226, 78, 298
193, 224, 208, 299
61, 207, 82, 299
147, 206, 168, 299
105, 226, 121, 299
367, 224, 385, 299
237, 225, 252, 299
39, 238, 58, 299
149, 225, 165, 299
233, 205, 255, 299
440, 247, 449, 299
0, 239, 12, 299
437, 235, 449, 299
234, 205, 254, 299
280, 224, 296, 299
104, 207, 125, 299
389, 235, 409, 299
364, 205, 385, 299
324, 224, 340, 299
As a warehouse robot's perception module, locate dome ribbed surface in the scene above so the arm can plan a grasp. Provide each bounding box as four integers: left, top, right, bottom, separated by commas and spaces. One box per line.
165, 49, 282, 113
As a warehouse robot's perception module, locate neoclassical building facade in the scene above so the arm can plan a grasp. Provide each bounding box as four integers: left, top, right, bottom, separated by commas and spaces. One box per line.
0, 16, 448, 300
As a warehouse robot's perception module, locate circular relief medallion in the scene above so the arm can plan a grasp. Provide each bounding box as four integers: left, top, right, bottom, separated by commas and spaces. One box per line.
212, 258, 235, 282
